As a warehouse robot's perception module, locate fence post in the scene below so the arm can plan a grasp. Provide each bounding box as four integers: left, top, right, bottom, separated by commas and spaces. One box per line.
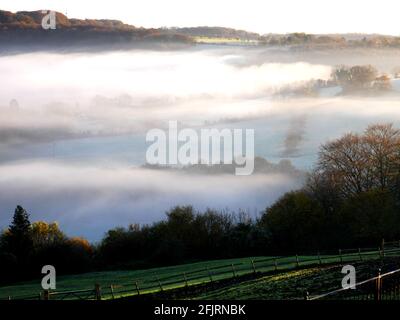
381, 239, 385, 258
296, 254, 300, 268
231, 264, 236, 278
379, 247, 382, 259
135, 281, 140, 295
251, 260, 257, 275
110, 285, 115, 299
207, 267, 213, 283
95, 283, 101, 301
274, 258, 278, 271
183, 272, 188, 287
304, 291, 309, 300
339, 249, 342, 263
43, 290, 49, 301
155, 275, 163, 291
318, 252, 322, 265
375, 269, 382, 301
358, 248, 362, 261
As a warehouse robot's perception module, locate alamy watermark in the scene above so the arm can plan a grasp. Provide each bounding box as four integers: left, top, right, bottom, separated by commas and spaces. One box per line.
146, 121, 255, 175
41, 10, 57, 30
341, 265, 356, 290
41, 265, 56, 290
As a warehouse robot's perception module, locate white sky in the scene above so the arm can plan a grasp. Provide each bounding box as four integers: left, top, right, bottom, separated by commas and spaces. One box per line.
1, 0, 399, 35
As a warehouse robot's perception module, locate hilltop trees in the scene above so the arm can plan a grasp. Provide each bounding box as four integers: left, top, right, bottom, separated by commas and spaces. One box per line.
258, 191, 325, 253
0, 10, 194, 47
97, 206, 267, 269
31, 221, 66, 248
0, 206, 93, 285
331, 65, 392, 94
260, 123, 400, 251
0, 206, 33, 283
313, 124, 400, 198
2, 206, 33, 262
258, 33, 400, 48
339, 189, 399, 245
332, 65, 379, 93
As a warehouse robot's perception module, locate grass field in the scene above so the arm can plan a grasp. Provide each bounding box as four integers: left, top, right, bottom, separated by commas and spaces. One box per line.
193, 256, 400, 300
0, 256, 263, 299
0, 247, 397, 300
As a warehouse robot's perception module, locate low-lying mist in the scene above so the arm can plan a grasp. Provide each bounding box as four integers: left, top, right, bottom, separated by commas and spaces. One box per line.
1, 46, 400, 239
0, 161, 303, 240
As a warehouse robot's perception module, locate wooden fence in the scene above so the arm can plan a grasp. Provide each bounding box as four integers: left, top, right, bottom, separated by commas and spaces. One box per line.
4, 239, 400, 300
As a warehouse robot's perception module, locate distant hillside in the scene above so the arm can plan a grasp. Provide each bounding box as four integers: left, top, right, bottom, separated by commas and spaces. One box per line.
0, 10, 194, 52
0, 10, 131, 30
1, 10, 400, 52
259, 32, 400, 48
142, 157, 304, 177
169, 26, 260, 40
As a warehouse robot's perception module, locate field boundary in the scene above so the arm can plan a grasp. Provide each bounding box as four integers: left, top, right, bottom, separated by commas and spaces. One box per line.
309, 265, 400, 300
3, 239, 400, 300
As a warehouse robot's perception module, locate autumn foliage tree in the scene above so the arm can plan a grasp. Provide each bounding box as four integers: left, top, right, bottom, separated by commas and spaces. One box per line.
0, 206, 93, 284
31, 221, 66, 248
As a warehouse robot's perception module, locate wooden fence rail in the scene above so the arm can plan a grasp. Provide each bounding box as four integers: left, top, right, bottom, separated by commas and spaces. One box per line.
4, 239, 400, 300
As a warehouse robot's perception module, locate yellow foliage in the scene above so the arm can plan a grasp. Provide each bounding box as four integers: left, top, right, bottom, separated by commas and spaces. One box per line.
68, 237, 92, 253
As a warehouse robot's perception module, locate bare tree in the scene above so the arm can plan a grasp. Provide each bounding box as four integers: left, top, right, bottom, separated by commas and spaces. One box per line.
311, 124, 400, 198
363, 124, 400, 190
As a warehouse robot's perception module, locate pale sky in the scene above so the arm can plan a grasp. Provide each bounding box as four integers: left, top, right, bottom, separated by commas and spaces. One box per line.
1, 0, 398, 35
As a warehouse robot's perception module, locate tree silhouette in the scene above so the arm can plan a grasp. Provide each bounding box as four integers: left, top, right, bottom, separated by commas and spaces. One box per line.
6, 205, 33, 261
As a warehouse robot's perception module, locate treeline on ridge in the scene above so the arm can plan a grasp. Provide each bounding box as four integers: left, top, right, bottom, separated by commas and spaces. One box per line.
3, 10, 400, 50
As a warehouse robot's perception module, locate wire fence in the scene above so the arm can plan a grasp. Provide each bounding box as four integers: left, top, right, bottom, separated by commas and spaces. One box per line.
309, 266, 400, 300
307, 240, 400, 300
3, 240, 400, 300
